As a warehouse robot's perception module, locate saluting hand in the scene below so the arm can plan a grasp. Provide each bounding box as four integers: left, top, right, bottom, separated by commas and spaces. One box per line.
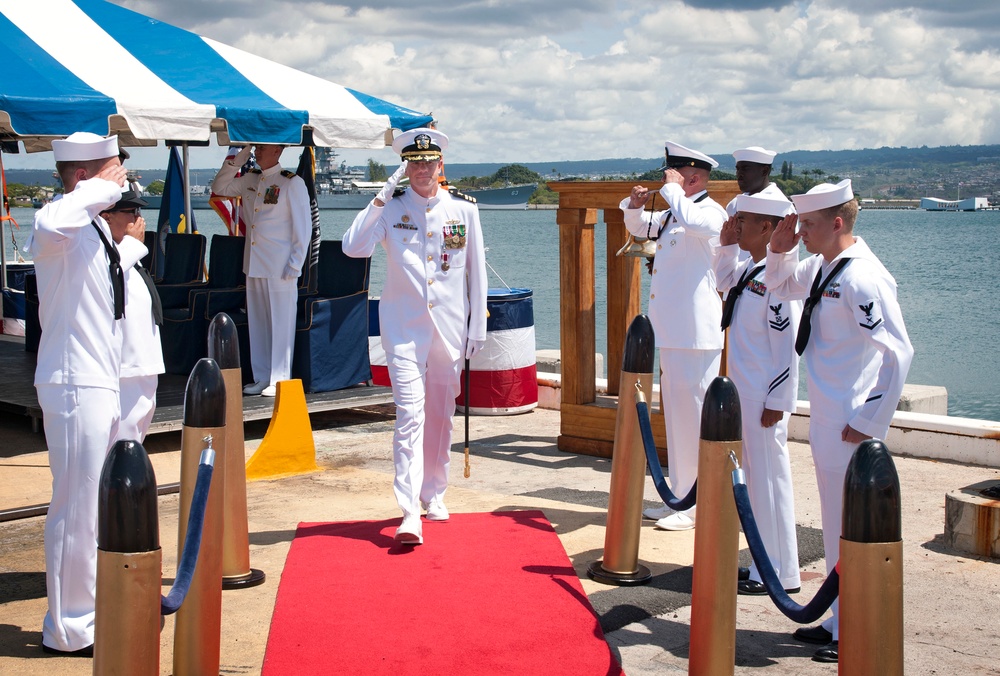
96, 164, 128, 188
720, 215, 739, 246
374, 161, 409, 207
769, 213, 800, 254
125, 215, 146, 242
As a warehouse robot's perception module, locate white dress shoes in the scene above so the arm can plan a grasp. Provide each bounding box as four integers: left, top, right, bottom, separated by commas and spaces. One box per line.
655, 511, 695, 531
421, 499, 450, 521
642, 504, 674, 520
261, 385, 277, 397
243, 381, 267, 396
394, 515, 423, 545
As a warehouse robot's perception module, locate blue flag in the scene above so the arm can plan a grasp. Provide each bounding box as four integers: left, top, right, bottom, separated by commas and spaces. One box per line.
155, 147, 197, 276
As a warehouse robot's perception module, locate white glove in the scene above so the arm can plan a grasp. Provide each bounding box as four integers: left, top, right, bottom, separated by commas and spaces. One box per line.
465, 339, 486, 361
281, 263, 299, 281
375, 161, 408, 206
231, 145, 252, 167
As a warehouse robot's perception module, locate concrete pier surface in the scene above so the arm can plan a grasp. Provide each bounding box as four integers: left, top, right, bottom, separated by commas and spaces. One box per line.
1, 405, 998, 675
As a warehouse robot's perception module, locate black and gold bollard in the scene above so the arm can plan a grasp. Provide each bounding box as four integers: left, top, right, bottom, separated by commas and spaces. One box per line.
94, 440, 160, 675
208, 313, 265, 590
840, 439, 904, 675
174, 358, 226, 676
588, 314, 655, 586
688, 376, 742, 676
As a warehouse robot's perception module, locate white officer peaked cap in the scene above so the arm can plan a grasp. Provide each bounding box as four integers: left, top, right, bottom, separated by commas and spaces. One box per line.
733, 146, 777, 165
736, 191, 794, 218
791, 179, 854, 214
52, 132, 119, 162
392, 128, 449, 160
661, 141, 718, 171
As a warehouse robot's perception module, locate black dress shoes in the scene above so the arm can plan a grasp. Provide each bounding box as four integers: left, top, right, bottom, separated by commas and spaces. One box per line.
42, 643, 94, 657
738, 579, 767, 595
812, 641, 838, 663
738, 579, 801, 595
793, 624, 833, 645
738, 566, 750, 581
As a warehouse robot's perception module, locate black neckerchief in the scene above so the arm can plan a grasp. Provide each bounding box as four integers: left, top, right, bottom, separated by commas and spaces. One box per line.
91, 220, 125, 320
795, 257, 851, 355
720, 262, 764, 331
134, 263, 163, 326
648, 190, 710, 241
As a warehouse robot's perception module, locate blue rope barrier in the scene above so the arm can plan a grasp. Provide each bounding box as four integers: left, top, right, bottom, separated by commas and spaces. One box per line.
161, 451, 215, 616
731, 469, 838, 624
636, 399, 697, 512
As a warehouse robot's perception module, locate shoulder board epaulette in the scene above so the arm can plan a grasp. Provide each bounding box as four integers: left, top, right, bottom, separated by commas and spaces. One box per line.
248, 168, 262, 174
393, 186, 408, 197
448, 186, 477, 203
280, 169, 296, 178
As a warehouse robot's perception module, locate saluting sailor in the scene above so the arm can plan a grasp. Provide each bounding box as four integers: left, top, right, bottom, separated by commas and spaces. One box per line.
343, 128, 488, 545
211, 144, 311, 397
620, 141, 728, 532
713, 190, 802, 597
28, 132, 148, 656
765, 179, 914, 663
99, 188, 164, 442
726, 146, 786, 217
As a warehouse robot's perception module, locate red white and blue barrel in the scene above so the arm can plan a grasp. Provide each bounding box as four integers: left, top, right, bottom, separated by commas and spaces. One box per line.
368, 297, 391, 386
456, 287, 538, 415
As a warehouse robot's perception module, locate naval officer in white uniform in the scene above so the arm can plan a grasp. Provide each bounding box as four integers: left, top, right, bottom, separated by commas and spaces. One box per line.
765, 179, 913, 663
620, 141, 728, 531
714, 191, 802, 596
343, 128, 488, 545
101, 189, 164, 442
211, 144, 311, 397
28, 132, 147, 656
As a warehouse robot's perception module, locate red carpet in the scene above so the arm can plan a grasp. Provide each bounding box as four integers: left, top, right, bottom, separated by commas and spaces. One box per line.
262, 510, 625, 675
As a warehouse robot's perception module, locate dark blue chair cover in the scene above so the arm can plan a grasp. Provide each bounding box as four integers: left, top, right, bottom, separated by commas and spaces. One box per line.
292, 240, 372, 393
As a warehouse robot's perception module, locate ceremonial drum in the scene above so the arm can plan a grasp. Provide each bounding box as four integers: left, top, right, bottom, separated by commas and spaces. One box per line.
456, 288, 538, 415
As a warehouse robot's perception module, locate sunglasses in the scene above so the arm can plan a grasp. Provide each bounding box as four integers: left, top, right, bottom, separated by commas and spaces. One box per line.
110, 207, 141, 216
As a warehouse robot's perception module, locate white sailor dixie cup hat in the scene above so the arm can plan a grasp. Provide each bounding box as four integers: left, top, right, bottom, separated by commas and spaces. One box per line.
736, 191, 795, 218
791, 179, 854, 214
52, 132, 120, 162
660, 141, 718, 172
733, 146, 777, 165
392, 128, 449, 161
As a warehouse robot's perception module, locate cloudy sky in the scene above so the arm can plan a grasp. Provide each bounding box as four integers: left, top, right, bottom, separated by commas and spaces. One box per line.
7, 0, 1000, 168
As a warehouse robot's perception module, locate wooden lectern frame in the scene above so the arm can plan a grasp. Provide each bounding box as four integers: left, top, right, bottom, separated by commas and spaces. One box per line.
547, 180, 741, 458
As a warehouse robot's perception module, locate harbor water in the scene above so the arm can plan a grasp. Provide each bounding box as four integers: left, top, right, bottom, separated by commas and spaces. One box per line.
5, 205, 999, 421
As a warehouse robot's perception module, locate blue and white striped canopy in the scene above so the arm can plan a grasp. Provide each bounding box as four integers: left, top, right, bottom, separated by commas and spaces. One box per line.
0, 0, 433, 151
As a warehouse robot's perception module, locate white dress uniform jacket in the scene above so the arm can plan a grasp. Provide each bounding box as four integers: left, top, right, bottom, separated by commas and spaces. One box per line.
714, 245, 800, 410
343, 187, 488, 360
29, 179, 148, 388
121, 266, 164, 379
211, 163, 311, 278
620, 184, 728, 350
765, 237, 913, 437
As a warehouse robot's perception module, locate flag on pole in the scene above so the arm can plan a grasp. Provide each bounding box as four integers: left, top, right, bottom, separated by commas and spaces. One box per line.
295, 147, 322, 294
209, 146, 252, 236
156, 147, 197, 274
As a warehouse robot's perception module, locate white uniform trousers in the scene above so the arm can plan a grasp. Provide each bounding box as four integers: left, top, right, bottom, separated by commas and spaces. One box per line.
386, 337, 462, 518
658, 347, 722, 517
809, 420, 856, 641
246, 276, 298, 386
119, 375, 158, 443
741, 399, 801, 590
37, 384, 120, 651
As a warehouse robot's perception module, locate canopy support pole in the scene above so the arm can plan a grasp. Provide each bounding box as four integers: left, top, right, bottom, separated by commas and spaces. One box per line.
183, 143, 192, 235
1, 149, 9, 292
